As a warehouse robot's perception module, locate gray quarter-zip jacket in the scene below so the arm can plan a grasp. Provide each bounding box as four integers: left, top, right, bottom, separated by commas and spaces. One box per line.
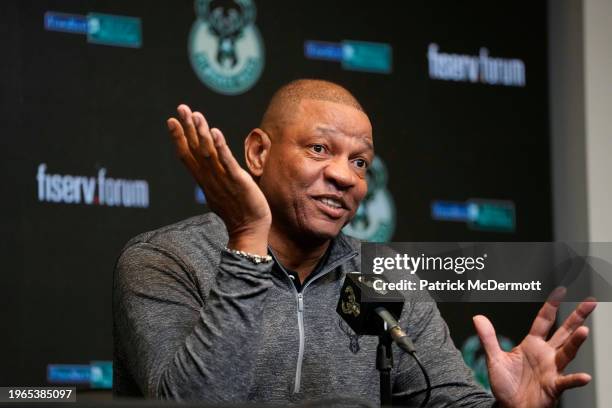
113, 213, 496, 407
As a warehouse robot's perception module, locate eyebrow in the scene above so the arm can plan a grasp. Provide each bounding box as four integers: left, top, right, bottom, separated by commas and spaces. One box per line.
315, 125, 374, 151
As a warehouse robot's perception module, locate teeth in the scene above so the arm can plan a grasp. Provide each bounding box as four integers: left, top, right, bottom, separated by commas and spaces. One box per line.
319, 197, 342, 209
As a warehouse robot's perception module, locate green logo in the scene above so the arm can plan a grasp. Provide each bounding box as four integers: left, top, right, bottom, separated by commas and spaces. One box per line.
467, 200, 516, 232
90, 361, 113, 389
342, 40, 392, 74
343, 156, 396, 242
87, 13, 142, 48
188, 0, 265, 95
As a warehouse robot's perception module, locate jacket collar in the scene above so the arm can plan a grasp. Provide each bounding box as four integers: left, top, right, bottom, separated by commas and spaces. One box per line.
325, 232, 359, 271
269, 232, 358, 290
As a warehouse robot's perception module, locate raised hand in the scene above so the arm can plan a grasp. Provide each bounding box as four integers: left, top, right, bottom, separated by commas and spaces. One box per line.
167, 104, 271, 256
473, 290, 596, 408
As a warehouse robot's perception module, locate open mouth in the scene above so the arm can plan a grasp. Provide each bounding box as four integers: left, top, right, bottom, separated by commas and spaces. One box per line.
312, 196, 348, 219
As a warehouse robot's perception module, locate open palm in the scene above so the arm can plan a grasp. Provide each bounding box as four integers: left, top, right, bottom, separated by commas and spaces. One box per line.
473, 292, 596, 408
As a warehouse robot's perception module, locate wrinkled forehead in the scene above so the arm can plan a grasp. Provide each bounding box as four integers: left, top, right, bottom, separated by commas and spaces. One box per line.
294, 98, 373, 141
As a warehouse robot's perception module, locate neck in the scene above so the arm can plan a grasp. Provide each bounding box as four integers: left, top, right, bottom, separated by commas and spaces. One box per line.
268, 223, 331, 283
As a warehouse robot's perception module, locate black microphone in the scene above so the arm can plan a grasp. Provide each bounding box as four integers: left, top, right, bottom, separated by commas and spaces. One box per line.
337, 273, 415, 353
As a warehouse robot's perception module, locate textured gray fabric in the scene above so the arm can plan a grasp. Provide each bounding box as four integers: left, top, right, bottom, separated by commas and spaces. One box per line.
113, 212, 496, 407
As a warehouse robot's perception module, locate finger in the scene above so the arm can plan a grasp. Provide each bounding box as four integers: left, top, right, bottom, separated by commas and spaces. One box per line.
211, 128, 242, 176
556, 326, 589, 370
555, 372, 591, 392
167, 118, 199, 171
529, 288, 566, 338
546, 286, 567, 303
167, 118, 205, 185
473, 315, 503, 361
177, 104, 199, 152
192, 112, 217, 160
167, 117, 186, 150
549, 299, 597, 348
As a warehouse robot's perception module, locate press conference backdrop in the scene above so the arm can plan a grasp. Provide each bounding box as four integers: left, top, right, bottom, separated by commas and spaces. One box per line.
1, 0, 550, 393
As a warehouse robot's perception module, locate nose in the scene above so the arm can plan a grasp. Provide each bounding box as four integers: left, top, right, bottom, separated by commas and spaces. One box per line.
323, 156, 356, 191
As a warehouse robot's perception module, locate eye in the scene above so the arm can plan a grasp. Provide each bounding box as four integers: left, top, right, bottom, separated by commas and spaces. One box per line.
353, 158, 368, 169
310, 144, 326, 154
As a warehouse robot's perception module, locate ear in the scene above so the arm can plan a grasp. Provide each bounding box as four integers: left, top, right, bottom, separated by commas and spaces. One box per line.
244, 128, 271, 177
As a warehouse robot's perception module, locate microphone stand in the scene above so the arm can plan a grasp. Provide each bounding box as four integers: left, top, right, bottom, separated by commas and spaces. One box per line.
376, 330, 393, 406
337, 275, 431, 407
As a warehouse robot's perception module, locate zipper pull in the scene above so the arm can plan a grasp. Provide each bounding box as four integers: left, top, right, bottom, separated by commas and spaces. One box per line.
297, 293, 304, 312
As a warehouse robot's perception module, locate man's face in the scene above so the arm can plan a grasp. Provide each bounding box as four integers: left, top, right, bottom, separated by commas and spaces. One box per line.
259, 99, 374, 242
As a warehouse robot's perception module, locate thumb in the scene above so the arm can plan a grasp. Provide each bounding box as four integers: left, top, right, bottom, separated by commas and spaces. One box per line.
473, 315, 503, 361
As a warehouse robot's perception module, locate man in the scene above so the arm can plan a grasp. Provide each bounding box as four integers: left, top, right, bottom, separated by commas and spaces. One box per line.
113, 79, 596, 407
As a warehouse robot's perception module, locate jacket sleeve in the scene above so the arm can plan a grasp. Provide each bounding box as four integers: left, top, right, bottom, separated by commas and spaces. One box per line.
113, 241, 273, 402
391, 299, 498, 407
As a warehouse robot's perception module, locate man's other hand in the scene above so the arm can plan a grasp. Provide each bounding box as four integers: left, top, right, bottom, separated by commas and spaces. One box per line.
473, 288, 596, 408
167, 104, 272, 256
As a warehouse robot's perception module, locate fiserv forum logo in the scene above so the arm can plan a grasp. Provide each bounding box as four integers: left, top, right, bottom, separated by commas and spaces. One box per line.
188, 0, 265, 95
427, 43, 526, 87
343, 156, 396, 242
36, 164, 149, 208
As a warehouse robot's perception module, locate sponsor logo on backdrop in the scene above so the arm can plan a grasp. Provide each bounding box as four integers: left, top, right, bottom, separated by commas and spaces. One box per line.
44, 11, 142, 48
47, 361, 112, 389
427, 43, 526, 87
189, 0, 265, 95
343, 156, 396, 242
36, 164, 149, 208
431, 199, 516, 232
304, 40, 392, 74
462, 334, 514, 391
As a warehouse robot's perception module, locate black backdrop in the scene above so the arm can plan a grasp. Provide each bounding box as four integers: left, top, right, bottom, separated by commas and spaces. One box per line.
1, 0, 550, 391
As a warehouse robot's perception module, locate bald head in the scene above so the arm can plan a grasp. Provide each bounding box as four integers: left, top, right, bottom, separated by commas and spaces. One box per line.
260, 79, 364, 136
